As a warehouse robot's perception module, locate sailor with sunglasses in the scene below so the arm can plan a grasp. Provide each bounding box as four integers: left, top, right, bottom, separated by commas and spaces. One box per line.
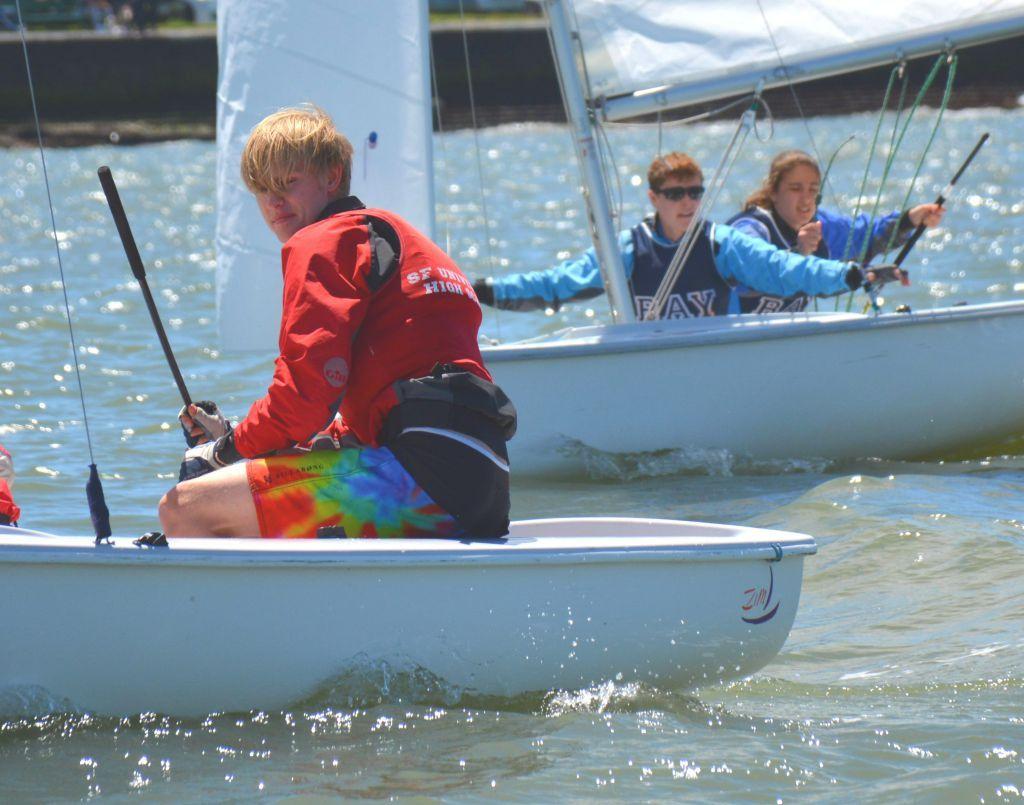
473, 152, 900, 319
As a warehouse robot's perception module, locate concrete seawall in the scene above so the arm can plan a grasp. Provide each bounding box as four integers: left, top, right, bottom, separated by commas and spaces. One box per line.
1, 23, 1021, 146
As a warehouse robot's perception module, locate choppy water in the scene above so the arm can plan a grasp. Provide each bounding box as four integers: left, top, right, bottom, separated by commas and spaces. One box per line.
1, 108, 1023, 799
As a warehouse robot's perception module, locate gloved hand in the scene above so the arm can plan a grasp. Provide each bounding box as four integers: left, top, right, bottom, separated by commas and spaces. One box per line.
472, 278, 495, 307
863, 264, 908, 289
178, 401, 232, 448
0, 444, 13, 488
179, 431, 244, 482
844, 263, 908, 292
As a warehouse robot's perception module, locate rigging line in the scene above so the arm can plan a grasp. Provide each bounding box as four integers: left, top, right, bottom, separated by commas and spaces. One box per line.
603, 94, 761, 131
884, 54, 958, 256
885, 62, 911, 171
855, 52, 949, 265
428, 31, 453, 257
844, 53, 950, 312
753, 0, 838, 211
14, 5, 95, 466
15, 0, 111, 541
751, 94, 775, 143
842, 64, 902, 262
595, 117, 625, 230
455, 0, 500, 338
840, 63, 907, 310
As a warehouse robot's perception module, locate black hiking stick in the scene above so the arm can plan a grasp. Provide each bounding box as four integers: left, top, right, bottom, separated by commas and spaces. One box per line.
97, 166, 193, 408
893, 132, 990, 271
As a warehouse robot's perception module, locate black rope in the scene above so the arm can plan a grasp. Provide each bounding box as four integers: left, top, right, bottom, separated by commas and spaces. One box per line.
15, 2, 111, 541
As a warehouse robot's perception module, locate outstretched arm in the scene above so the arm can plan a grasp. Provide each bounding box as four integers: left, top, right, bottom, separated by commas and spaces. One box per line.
481, 230, 633, 311
714, 224, 859, 298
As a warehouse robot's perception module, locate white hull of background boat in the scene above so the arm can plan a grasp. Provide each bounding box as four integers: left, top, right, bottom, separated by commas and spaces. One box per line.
0, 518, 814, 717
484, 300, 1024, 476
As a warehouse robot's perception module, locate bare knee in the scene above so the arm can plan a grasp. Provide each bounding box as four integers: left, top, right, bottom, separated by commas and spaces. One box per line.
156, 464, 259, 538
158, 485, 190, 536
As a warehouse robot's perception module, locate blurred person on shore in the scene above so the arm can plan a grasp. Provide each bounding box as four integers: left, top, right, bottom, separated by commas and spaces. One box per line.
85, 0, 114, 30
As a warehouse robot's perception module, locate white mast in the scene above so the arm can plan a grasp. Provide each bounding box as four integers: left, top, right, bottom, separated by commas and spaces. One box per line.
542, 0, 636, 324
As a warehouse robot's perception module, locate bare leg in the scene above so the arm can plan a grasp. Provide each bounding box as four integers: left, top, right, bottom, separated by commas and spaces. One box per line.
159, 461, 261, 537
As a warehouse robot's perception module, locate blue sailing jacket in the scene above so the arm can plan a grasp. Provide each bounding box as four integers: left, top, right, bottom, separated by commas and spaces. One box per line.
488, 215, 855, 317
727, 205, 911, 313
630, 219, 731, 317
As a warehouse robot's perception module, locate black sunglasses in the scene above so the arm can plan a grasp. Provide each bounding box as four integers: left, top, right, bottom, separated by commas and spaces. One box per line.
654, 185, 705, 201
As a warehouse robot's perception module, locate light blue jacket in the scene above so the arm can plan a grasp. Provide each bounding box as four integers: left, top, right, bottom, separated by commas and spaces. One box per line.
489, 219, 855, 313
728, 206, 908, 263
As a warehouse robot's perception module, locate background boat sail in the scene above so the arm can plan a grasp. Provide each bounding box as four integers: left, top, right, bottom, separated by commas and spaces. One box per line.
215, 0, 1024, 477
216, 0, 434, 353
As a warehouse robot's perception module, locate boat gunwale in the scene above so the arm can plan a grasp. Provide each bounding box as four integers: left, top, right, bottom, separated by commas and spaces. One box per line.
481, 299, 1024, 362
0, 525, 816, 568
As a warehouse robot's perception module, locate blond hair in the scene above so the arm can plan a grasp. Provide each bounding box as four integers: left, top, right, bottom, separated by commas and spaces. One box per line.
744, 150, 820, 211
241, 105, 354, 197
648, 152, 703, 190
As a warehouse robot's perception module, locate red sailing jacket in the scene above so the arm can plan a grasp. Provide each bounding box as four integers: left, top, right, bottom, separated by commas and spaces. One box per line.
232, 198, 491, 457
0, 443, 17, 524
0, 480, 17, 524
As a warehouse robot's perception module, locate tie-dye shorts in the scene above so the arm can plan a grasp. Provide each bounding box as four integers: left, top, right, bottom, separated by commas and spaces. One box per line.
246, 446, 460, 539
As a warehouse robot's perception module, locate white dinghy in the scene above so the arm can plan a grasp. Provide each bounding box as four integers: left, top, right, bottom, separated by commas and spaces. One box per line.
487, 301, 1024, 476
0, 518, 814, 717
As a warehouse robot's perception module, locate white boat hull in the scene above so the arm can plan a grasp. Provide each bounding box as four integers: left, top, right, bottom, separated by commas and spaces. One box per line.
484, 301, 1024, 476
0, 518, 814, 717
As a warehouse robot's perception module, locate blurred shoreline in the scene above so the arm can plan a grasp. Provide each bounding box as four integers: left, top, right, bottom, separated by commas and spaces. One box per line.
2, 24, 1022, 148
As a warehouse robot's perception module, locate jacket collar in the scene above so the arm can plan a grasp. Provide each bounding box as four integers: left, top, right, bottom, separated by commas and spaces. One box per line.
317, 195, 366, 222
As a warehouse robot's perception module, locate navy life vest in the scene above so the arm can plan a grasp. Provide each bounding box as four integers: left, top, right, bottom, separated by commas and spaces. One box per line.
629, 217, 732, 318
725, 206, 822, 313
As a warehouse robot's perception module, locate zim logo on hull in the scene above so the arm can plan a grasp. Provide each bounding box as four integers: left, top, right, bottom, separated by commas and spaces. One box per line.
741, 563, 781, 624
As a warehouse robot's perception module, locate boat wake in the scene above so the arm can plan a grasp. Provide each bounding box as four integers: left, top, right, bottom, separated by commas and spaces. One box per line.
299, 656, 467, 710
557, 438, 832, 481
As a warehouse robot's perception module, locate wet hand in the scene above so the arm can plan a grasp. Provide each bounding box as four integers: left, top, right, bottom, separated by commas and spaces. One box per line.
796, 221, 822, 255
908, 203, 945, 228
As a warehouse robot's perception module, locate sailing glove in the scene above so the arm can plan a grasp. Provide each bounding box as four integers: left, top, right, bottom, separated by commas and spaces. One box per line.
178, 400, 232, 448
844, 263, 906, 292
863, 264, 907, 290
472, 278, 495, 307
179, 431, 244, 482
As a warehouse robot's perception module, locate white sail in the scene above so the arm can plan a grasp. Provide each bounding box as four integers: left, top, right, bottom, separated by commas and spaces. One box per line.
216, 0, 434, 351
568, 0, 1024, 119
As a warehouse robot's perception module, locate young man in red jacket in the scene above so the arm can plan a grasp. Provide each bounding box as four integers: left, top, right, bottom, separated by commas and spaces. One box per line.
160, 106, 515, 539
